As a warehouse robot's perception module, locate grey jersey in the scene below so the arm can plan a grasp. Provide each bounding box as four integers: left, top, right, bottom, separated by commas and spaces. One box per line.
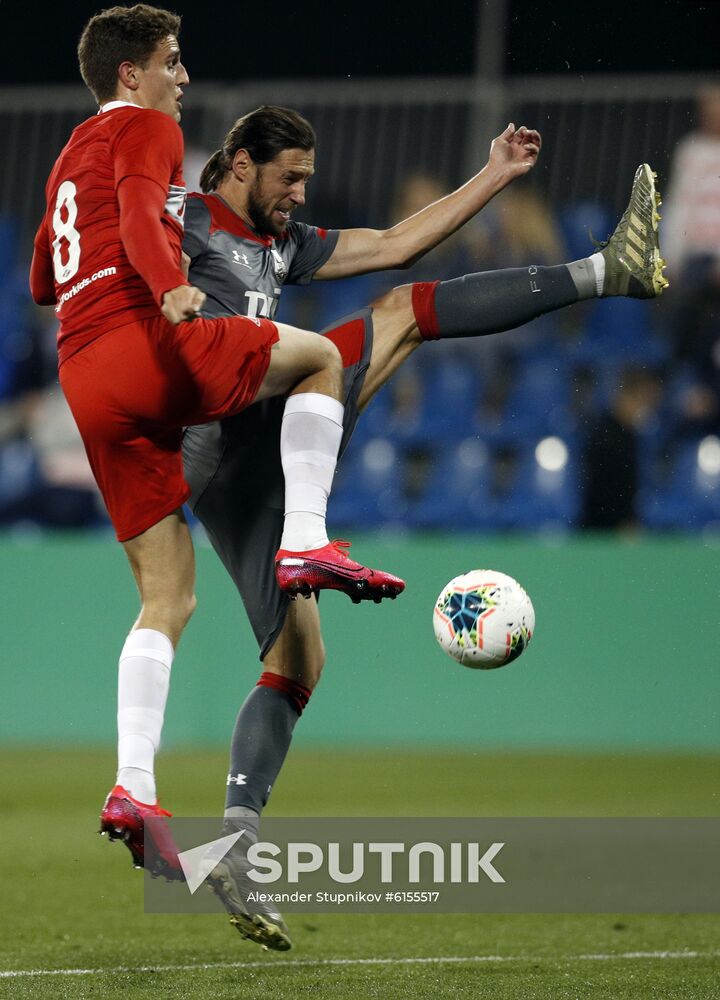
181, 193, 362, 659
183, 192, 339, 320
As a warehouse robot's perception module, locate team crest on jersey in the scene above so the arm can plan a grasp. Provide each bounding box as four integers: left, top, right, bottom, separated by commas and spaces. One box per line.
270, 245, 287, 279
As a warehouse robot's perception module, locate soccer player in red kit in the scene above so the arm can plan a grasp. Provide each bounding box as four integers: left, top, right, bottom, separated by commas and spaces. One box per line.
29, 4, 402, 887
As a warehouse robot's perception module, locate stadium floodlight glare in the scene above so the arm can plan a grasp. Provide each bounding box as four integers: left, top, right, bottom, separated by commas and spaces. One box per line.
458, 438, 488, 469
535, 436, 568, 472
364, 438, 395, 472
697, 435, 720, 477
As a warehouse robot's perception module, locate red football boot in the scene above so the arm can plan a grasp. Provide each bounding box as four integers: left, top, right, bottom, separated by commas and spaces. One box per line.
99, 784, 183, 881
275, 539, 405, 603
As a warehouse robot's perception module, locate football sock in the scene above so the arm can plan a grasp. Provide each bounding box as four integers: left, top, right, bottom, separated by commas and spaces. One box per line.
566, 252, 607, 297
412, 263, 588, 341
279, 392, 344, 552
225, 672, 311, 815
223, 805, 260, 843
589, 252, 606, 295
116, 628, 174, 805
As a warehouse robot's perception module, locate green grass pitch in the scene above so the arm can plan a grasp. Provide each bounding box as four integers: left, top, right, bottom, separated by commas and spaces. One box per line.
1, 747, 718, 999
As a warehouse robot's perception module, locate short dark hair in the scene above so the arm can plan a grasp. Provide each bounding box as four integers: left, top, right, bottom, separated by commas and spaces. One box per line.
200, 106, 316, 193
78, 4, 182, 105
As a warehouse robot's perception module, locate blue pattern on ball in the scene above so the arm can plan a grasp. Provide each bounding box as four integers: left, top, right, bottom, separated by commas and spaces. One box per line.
446, 590, 488, 635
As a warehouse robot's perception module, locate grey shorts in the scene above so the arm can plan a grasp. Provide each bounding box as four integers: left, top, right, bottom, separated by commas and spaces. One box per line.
182, 308, 374, 658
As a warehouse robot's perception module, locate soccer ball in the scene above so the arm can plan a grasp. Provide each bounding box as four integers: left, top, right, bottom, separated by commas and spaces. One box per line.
433, 569, 535, 669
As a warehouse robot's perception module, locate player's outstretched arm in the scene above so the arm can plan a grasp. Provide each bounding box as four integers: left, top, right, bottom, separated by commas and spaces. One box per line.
314, 123, 541, 281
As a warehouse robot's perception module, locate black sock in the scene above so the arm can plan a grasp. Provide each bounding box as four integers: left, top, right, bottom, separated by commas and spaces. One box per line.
224, 673, 310, 815
413, 265, 580, 340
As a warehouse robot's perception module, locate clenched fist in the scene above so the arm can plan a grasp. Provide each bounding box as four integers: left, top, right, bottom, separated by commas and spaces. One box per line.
161, 284, 206, 324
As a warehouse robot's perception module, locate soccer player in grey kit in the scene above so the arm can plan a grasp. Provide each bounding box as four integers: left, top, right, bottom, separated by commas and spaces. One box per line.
181, 105, 667, 950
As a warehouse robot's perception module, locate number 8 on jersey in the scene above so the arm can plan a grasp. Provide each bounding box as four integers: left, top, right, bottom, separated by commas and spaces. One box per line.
52, 180, 81, 284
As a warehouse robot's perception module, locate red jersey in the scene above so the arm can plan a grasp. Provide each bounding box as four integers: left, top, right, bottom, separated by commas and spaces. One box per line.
32, 104, 187, 364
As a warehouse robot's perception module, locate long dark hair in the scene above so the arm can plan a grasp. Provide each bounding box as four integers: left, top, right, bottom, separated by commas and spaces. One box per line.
200, 105, 315, 193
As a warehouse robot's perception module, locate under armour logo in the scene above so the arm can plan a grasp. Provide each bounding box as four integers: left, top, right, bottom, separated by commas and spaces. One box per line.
226, 772, 247, 785
232, 250, 252, 269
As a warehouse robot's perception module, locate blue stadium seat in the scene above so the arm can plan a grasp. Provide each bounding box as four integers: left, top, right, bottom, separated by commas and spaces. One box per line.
0, 439, 40, 508
501, 436, 580, 531
354, 359, 483, 449
559, 201, 617, 260
494, 357, 576, 440
306, 272, 389, 330
407, 359, 482, 445
0, 216, 19, 278
639, 437, 720, 530
329, 437, 408, 527
559, 201, 614, 262
0, 286, 29, 401
571, 297, 669, 367
349, 382, 393, 447
412, 437, 499, 530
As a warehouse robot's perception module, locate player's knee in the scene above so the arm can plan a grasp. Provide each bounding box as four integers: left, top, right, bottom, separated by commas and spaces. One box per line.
138, 590, 196, 646
313, 333, 342, 376
369, 284, 420, 346
182, 591, 198, 627
305, 642, 326, 690
370, 282, 412, 314
272, 640, 325, 690
170, 590, 197, 632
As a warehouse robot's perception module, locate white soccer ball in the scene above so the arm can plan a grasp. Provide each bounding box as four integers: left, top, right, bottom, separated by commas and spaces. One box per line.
433, 569, 535, 669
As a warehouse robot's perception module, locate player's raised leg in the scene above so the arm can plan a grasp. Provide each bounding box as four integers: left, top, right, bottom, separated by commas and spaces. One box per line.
358, 163, 668, 405
261, 323, 405, 603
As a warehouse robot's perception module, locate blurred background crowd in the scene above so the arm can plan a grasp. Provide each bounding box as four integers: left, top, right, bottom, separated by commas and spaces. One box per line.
1, 1, 718, 538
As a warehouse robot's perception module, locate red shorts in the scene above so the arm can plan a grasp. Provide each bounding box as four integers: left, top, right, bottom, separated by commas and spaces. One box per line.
59, 313, 279, 541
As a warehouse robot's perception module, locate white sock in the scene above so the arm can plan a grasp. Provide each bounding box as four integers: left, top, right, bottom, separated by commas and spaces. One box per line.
116, 628, 174, 804
279, 392, 344, 552
589, 252, 606, 295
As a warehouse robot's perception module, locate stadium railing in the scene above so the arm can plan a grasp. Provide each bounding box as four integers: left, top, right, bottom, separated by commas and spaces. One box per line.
0, 72, 710, 252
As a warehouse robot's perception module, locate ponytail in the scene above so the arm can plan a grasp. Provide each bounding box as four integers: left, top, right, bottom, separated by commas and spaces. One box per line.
199, 107, 316, 194
199, 149, 227, 193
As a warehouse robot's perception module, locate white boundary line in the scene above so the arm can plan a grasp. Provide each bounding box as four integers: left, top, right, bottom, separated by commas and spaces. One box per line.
1, 950, 717, 979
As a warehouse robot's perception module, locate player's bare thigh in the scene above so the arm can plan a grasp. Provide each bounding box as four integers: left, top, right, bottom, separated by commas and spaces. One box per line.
262, 595, 326, 691
255, 322, 342, 402
358, 284, 422, 409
